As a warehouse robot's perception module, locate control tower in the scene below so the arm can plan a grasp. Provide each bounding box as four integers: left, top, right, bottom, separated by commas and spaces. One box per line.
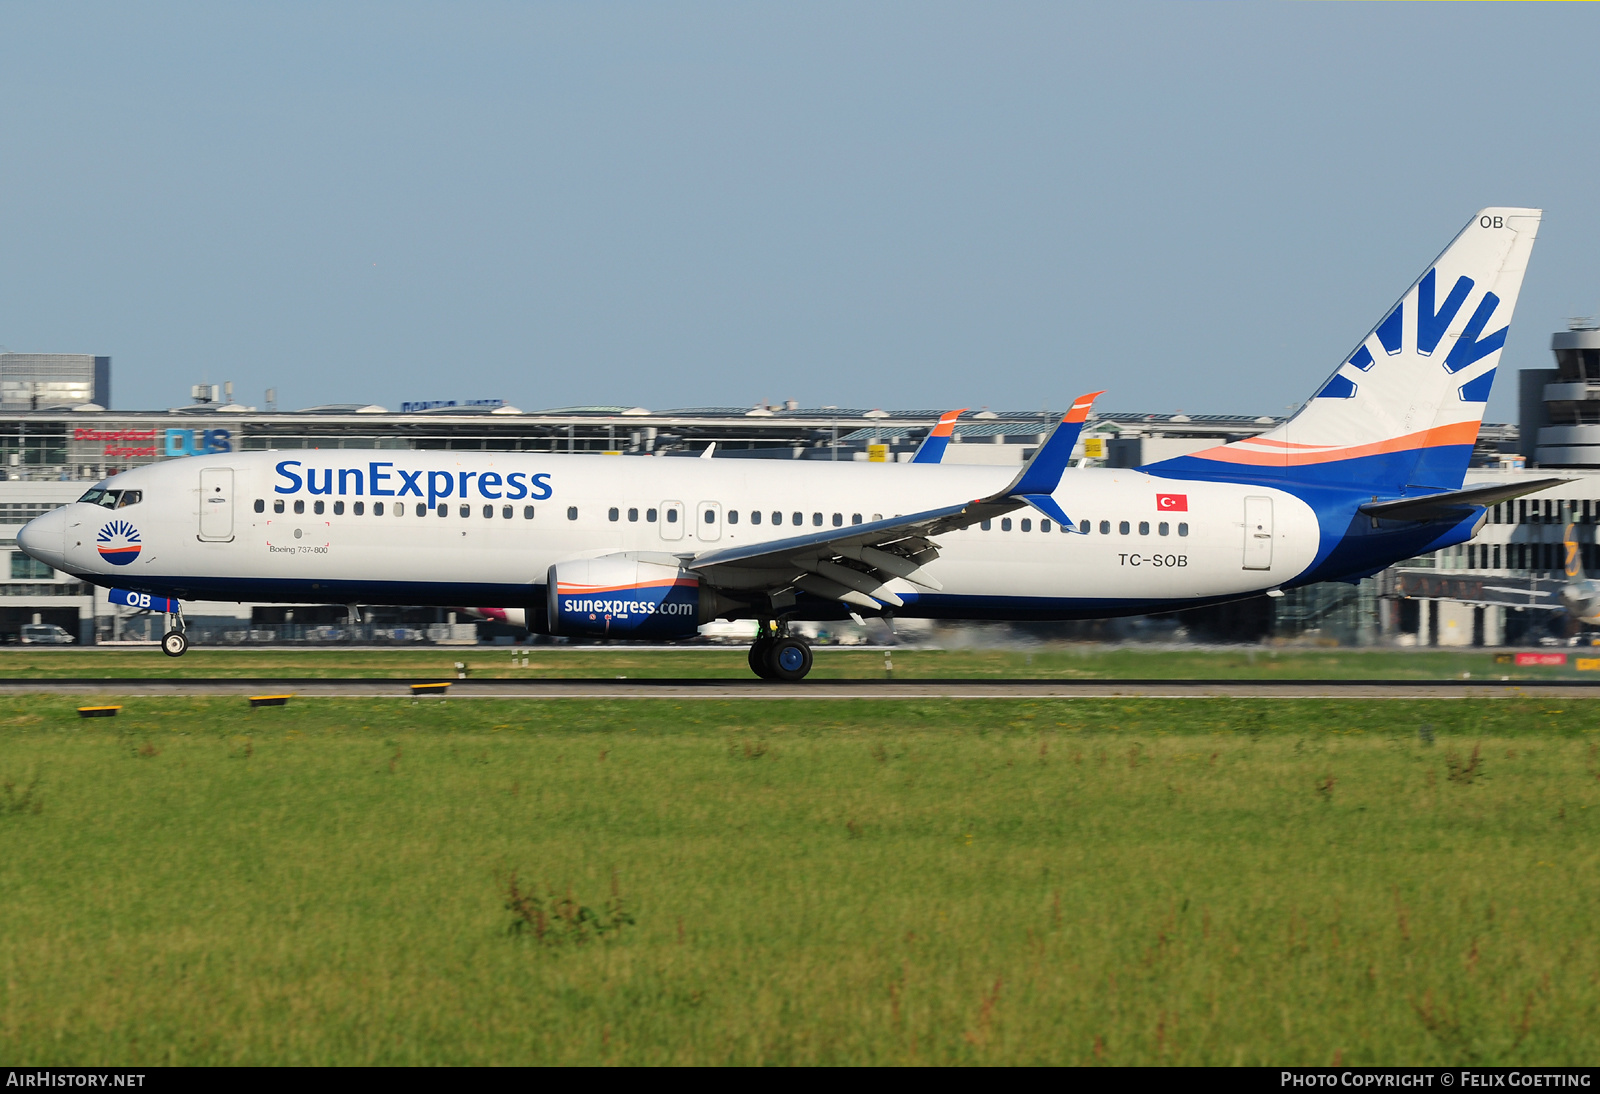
1523, 321, 1600, 467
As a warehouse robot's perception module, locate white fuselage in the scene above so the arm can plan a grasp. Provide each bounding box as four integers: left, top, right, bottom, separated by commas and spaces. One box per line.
29, 451, 1321, 618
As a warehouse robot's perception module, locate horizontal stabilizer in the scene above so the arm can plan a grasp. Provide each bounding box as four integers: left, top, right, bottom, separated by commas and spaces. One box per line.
1359, 477, 1570, 521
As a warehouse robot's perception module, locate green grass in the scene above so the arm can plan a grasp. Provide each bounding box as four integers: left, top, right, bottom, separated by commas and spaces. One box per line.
1, 696, 1597, 1065
3, 644, 1597, 681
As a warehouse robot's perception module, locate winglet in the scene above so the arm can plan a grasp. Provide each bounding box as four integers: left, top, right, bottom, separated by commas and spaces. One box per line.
1006, 391, 1104, 498
909, 408, 967, 464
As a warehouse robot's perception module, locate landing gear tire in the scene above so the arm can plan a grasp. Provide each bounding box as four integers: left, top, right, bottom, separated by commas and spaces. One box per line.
765, 636, 813, 682
161, 630, 188, 658
748, 637, 775, 679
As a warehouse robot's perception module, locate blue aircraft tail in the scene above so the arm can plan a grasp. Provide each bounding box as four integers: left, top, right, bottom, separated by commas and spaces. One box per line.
1148, 208, 1541, 495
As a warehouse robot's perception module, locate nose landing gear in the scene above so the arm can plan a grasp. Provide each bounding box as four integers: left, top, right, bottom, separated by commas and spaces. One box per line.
747, 623, 813, 682
161, 604, 188, 658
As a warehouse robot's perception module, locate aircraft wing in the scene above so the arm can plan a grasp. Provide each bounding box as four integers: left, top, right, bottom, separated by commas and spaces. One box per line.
687, 392, 1103, 611
1360, 477, 1570, 521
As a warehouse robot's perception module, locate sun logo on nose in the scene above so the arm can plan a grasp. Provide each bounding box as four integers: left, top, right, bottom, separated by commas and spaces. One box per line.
96, 519, 142, 566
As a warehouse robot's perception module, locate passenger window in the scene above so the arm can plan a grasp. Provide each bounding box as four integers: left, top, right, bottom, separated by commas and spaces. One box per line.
704, 509, 715, 524
314, 500, 325, 515
294, 500, 305, 515
609, 507, 620, 522
772, 512, 782, 525
832, 513, 843, 527
792, 512, 802, 526
483, 505, 493, 519
728, 510, 739, 524
254, 499, 264, 514
981, 520, 992, 531
1041, 519, 1051, 532
502, 505, 512, 519
812, 513, 823, 527
1158, 521, 1168, 536
1138, 521, 1149, 535
333, 501, 344, 515
438, 505, 448, 518
568, 506, 579, 521
524, 505, 536, 519
274, 499, 285, 514
1079, 520, 1089, 534
666, 508, 676, 523
1001, 518, 1012, 531
1020, 518, 1031, 532
852, 514, 862, 525
1099, 520, 1110, 534
416, 503, 427, 517
1178, 522, 1189, 537
374, 502, 384, 516
354, 501, 364, 516
646, 508, 657, 522
459, 504, 469, 517
1119, 521, 1130, 535
872, 514, 882, 521
628, 508, 639, 522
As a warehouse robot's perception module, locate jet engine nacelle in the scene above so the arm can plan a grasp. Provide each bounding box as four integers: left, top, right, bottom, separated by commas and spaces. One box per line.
547, 555, 733, 639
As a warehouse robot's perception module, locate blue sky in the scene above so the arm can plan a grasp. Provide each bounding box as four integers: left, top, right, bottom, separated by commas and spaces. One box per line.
2, 2, 1597, 421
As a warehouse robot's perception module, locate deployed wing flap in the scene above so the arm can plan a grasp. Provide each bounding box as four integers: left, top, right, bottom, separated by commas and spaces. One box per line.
1360, 476, 1570, 521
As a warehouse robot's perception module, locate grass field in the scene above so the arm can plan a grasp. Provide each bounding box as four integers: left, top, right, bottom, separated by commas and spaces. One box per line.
1, 644, 1594, 681
2, 693, 1597, 1064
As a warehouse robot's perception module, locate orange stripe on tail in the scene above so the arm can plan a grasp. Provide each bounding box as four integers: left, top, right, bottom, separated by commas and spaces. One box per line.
1185, 420, 1482, 467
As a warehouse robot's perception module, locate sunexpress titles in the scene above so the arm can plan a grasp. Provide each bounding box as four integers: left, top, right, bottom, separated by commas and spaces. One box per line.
273, 460, 554, 508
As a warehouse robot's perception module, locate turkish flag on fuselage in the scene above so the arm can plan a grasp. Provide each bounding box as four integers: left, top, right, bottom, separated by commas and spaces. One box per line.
1156, 494, 1188, 512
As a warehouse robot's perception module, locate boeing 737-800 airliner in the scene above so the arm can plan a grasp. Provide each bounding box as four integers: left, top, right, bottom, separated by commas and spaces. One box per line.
16, 208, 1567, 679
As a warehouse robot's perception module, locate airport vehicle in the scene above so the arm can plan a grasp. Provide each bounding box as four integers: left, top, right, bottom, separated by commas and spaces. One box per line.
18, 623, 74, 645
16, 209, 1562, 678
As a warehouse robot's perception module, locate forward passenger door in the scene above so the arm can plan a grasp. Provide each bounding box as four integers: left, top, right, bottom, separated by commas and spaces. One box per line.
198, 467, 235, 542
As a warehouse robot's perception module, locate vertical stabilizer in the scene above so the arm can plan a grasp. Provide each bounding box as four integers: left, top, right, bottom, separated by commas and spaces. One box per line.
1149, 209, 1541, 492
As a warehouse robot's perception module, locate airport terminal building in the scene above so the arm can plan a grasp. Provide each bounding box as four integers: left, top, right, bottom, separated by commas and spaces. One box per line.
0, 341, 1594, 647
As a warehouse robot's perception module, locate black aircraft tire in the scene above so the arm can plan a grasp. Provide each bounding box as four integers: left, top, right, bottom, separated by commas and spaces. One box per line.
748, 638, 774, 679
765, 636, 813, 682
161, 631, 188, 658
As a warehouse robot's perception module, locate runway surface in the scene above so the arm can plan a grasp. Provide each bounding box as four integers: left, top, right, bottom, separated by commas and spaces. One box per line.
3, 677, 1600, 699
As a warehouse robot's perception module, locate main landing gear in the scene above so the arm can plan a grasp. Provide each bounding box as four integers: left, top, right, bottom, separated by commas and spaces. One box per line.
748, 624, 813, 682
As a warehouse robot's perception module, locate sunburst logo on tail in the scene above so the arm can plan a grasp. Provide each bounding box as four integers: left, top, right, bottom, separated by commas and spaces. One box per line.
96, 519, 141, 566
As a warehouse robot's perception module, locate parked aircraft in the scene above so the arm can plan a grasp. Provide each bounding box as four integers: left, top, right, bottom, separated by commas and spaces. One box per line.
1561, 523, 1600, 624
17, 209, 1558, 679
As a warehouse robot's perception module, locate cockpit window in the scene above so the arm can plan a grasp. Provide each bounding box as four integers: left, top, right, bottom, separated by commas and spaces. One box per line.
82, 489, 123, 509
116, 490, 142, 508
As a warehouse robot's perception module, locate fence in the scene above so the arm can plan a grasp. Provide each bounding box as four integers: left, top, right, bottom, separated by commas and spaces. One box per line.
105, 619, 480, 645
